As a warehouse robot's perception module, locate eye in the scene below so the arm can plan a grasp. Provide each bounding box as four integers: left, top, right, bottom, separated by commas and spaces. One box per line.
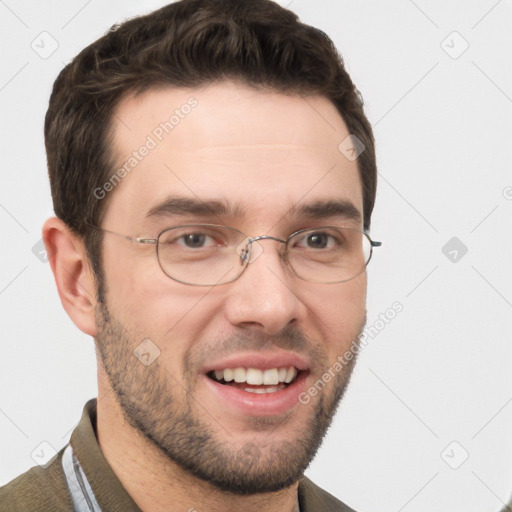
179, 233, 213, 248
294, 231, 339, 250
304, 233, 329, 249
159, 228, 225, 250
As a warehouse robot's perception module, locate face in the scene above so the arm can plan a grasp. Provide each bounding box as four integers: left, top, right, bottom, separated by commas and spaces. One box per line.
95, 81, 367, 494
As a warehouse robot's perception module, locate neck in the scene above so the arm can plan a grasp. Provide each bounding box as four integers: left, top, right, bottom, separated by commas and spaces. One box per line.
96, 385, 300, 512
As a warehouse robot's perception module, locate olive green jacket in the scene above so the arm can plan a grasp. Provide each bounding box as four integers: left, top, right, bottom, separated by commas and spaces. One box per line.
0, 399, 356, 511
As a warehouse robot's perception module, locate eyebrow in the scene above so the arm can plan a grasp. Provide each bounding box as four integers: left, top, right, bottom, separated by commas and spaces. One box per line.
145, 196, 361, 224
146, 196, 246, 219
290, 199, 362, 223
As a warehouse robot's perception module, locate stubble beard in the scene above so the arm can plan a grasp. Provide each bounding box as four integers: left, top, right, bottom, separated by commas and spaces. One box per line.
94, 299, 363, 495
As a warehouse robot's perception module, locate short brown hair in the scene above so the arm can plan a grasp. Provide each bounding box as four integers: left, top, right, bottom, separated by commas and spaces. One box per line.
45, 0, 377, 298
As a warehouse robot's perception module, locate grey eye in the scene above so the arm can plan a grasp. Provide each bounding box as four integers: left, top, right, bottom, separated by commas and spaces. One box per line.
182, 233, 207, 247
305, 233, 329, 248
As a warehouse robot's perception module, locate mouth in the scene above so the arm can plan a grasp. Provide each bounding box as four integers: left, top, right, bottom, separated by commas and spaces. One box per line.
206, 366, 303, 394
201, 354, 310, 416
200, 352, 310, 415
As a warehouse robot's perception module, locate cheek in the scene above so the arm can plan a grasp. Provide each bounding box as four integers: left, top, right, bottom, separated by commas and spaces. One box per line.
305, 274, 367, 348
313, 271, 366, 307
100, 244, 166, 334
101, 247, 220, 347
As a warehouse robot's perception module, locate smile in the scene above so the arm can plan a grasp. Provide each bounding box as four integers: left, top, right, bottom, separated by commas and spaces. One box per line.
207, 366, 300, 394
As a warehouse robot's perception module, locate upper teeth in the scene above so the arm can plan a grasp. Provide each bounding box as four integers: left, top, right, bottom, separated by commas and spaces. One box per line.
214, 367, 298, 385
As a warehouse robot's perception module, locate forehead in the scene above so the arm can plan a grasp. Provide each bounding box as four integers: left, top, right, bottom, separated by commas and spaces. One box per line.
104, 81, 363, 230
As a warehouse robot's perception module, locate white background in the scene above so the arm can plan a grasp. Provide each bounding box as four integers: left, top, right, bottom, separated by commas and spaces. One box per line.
1, 1, 511, 511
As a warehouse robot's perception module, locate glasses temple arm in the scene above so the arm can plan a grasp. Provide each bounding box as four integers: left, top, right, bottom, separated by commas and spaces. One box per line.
85, 221, 157, 244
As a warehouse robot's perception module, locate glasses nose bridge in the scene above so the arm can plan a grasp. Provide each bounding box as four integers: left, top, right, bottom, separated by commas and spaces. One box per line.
242, 234, 288, 264
249, 234, 286, 245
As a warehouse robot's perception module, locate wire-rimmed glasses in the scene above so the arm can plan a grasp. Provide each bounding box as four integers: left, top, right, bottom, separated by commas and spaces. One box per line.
87, 222, 382, 286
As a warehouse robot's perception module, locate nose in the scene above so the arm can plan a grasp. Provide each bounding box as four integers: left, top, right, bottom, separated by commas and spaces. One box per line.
223, 239, 307, 335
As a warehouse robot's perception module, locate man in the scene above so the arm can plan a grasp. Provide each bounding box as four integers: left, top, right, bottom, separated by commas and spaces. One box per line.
0, 0, 380, 510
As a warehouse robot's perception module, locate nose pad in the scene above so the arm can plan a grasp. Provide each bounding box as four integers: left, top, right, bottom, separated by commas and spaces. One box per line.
235, 237, 264, 264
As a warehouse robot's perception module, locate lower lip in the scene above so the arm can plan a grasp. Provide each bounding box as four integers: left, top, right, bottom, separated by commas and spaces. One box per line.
202, 371, 308, 416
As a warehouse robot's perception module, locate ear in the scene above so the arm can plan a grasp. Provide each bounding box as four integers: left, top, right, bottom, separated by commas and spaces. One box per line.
42, 217, 99, 337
